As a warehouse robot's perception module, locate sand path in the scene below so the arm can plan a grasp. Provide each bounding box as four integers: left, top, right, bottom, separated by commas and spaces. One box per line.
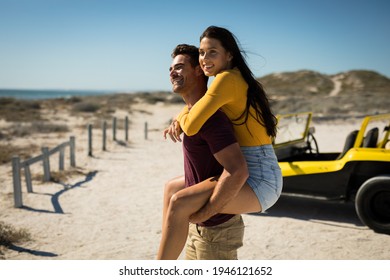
329, 75, 343, 97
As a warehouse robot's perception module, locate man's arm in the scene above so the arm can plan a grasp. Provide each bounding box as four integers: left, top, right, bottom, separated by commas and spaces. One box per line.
189, 142, 248, 223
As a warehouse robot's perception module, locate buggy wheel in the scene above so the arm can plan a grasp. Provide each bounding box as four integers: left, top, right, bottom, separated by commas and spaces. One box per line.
355, 176, 390, 234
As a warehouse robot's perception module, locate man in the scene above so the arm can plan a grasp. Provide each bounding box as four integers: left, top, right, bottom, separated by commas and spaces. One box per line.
161, 44, 247, 260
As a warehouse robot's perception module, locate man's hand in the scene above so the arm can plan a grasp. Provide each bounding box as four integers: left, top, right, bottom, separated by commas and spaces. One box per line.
163, 119, 182, 142
191, 143, 249, 223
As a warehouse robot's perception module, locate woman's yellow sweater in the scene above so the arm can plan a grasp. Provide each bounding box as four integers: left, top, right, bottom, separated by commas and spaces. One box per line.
176, 68, 272, 146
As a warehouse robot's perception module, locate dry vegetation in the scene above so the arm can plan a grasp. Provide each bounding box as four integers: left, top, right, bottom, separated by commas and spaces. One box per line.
0, 92, 183, 164
0, 98, 42, 122
0, 221, 31, 259
32, 168, 92, 183
260, 70, 390, 118
0, 144, 35, 164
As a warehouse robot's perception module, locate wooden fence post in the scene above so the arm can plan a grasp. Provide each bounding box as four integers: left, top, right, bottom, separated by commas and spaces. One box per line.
59, 147, 65, 170
70, 136, 76, 167
88, 124, 93, 157
42, 147, 51, 182
12, 156, 23, 208
102, 120, 107, 151
125, 116, 129, 141
112, 117, 117, 141
144, 122, 148, 140
24, 165, 33, 193
11, 137, 77, 207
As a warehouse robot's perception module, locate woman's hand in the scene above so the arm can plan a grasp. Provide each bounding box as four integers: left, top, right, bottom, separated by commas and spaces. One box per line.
163, 119, 182, 142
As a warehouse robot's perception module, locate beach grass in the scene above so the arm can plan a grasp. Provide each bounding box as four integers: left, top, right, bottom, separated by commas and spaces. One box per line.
0, 144, 35, 164
31, 168, 88, 183
0, 98, 42, 122
0, 221, 31, 258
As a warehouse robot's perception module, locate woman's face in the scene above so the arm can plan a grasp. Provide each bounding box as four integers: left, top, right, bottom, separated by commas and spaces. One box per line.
199, 37, 232, 76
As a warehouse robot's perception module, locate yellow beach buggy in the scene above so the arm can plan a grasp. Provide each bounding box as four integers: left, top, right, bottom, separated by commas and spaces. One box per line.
273, 112, 390, 234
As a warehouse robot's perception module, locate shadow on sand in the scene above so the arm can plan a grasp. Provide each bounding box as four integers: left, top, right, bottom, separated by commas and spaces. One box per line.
21, 171, 98, 214
6, 171, 99, 258
253, 194, 364, 228
7, 244, 59, 258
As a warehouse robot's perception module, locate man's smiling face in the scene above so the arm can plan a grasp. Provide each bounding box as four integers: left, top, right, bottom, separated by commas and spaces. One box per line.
169, 54, 199, 94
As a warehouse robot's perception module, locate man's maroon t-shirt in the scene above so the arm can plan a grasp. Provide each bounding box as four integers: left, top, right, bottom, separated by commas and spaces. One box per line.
183, 109, 237, 227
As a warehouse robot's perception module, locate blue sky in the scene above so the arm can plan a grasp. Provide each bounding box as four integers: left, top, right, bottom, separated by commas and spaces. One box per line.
0, 0, 389, 91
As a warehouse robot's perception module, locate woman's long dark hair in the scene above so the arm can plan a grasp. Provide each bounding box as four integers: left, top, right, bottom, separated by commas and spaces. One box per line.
200, 26, 277, 138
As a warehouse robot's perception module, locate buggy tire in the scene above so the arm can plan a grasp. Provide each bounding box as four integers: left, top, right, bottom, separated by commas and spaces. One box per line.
355, 176, 390, 234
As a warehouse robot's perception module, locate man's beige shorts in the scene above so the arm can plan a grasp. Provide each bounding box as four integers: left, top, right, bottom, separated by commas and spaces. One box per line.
185, 215, 245, 260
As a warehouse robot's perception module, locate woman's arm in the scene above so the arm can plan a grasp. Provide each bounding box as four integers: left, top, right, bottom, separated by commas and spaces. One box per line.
177, 71, 235, 136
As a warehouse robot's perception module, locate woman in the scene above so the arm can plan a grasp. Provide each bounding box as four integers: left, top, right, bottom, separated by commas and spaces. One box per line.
158, 26, 282, 259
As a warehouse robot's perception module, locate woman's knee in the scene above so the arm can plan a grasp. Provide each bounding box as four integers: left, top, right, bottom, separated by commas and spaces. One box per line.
164, 181, 175, 198
168, 191, 194, 214
164, 178, 184, 198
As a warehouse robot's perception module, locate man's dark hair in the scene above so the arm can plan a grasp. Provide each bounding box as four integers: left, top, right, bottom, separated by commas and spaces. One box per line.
171, 44, 199, 68
171, 44, 208, 84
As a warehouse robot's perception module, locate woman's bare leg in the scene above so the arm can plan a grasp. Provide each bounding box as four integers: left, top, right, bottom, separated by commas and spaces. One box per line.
157, 177, 261, 260
157, 177, 217, 259
219, 183, 261, 214
162, 176, 185, 228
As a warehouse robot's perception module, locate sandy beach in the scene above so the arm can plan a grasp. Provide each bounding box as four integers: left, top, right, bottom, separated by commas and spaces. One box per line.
0, 100, 389, 260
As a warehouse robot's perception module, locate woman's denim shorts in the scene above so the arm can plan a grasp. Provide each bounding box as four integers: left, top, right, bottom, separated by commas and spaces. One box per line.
241, 145, 283, 212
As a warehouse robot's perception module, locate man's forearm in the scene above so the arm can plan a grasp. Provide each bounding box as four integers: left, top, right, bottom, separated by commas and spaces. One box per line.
190, 142, 248, 222
194, 168, 248, 219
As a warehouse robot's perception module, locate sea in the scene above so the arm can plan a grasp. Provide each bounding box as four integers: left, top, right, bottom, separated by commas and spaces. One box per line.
0, 89, 120, 100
